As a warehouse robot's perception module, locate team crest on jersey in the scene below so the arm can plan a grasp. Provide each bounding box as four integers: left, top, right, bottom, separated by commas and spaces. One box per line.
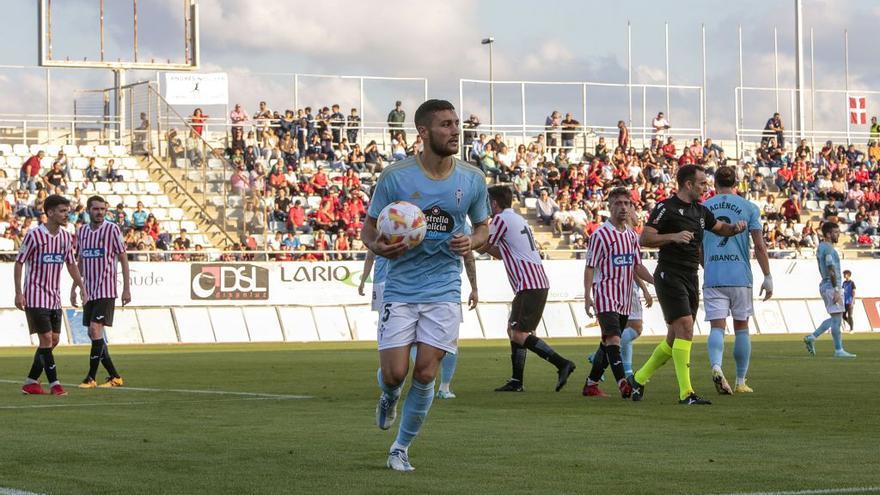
611, 254, 635, 267
678, 209, 684, 215
40, 253, 64, 264
455, 188, 463, 207
700, 218, 705, 228
410, 191, 421, 200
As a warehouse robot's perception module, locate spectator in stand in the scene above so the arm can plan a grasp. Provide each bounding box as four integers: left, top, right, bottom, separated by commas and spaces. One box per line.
19, 150, 43, 193
42, 161, 67, 193
253, 101, 273, 131
845, 144, 865, 166
249, 162, 267, 196
512, 169, 530, 203
871, 116, 880, 143
762, 112, 785, 148
167, 129, 185, 162
231, 166, 250, 196
594, 137, 608, 162
535, 189, 559, 226
775, 162, 793, 192
309, 166, 329, 196
329, 104, 345, 143
845, 182, 865, 210
346, 108, 361, 144
561, 112, 580, 150
387, 100, 406, 142
53, 150, 70, 181
651, 111, 670, 146
617, 120, 630, 150
391, 132, 408, 161
131, 201, 148, 231
174, 229, 192, 250
750, 172, 768, 198
230, 103, 248, 133
545, 110, 561, 149
190, 108, 208, 137
273, 188, 291, 222
661, 137, 676, 162
470, 133, 487, 164
462, 114, 480, 155
105, 159, 123, 182
480, 142, 500, 179
795, 139, 813, 161
780, 194, 801, 222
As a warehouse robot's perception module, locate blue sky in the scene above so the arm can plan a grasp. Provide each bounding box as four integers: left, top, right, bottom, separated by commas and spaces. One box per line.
1, 0, 879, 139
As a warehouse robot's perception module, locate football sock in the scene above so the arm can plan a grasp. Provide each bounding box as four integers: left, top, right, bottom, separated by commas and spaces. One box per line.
510, 341, 527, 383
377, 368, 402, 400
633, 340, 673, 385
439, 352, 457, 392
672, 339, 694, 400
40, 347, 58, 384
604, 344, 626, 383
620, 327, 639, 375
707, 327, 725, 370
587, 343, 608, 383
812, 318, 832, 338
733, 330, 751, 384
27, 348, 45, 381
100, 343, 119, 378
88, 339, 104, 380
523, 334, 567, 369
830, 315, 843, 351
394, 378, 435, 449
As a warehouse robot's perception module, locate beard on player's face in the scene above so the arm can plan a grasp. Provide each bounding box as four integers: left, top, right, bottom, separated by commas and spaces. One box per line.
426, 129, 459, 157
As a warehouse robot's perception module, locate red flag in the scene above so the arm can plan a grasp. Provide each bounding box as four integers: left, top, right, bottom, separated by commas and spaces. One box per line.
849, 96, 867, 125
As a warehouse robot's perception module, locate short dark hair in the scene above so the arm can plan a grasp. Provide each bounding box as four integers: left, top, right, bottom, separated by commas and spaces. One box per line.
86, 195, 106, 209
715, 166, 736, 188
676, 164, 705, 187
488, 185, 513, 210
821, 221, 839, 236
607, 186, 630, 203
843, 269, 852, 276
44, 194, 70, 212
414, 99, 456, 128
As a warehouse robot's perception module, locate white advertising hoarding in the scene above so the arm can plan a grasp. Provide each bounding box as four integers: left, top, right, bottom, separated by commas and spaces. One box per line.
164, 72, 229, 105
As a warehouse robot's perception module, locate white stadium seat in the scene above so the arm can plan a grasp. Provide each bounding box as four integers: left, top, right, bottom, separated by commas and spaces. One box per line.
62, 145, 78, 156
78, 145, 95, 157
0, 143, 13, 155
13, 144, 29, 156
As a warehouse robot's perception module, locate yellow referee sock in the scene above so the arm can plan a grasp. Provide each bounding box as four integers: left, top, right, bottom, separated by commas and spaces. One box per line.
633, 340, 673, 385
672, 339, 694, 400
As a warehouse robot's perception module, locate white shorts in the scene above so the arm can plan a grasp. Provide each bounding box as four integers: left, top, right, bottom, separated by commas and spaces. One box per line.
820, 284, 845, 314
377, 302, 461, 354
703, 286, 754, 322
370, 282, 385, 312
628, 290, 643, 321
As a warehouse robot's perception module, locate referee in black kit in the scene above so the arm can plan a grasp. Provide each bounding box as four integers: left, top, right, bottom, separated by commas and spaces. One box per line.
627, 164, 746, 405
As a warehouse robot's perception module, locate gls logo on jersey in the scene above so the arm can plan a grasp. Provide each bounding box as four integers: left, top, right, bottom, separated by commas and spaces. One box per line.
80, 248, 106, 259
611, 254, 635, 267
40, 253, 64, 264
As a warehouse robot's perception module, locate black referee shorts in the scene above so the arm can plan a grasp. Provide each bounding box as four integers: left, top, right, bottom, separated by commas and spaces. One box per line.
654, 267, 699, 324
25, 308, 62, 335
83, 298, 116, 327
509, 288, 549, 333
597, 312, 629, 337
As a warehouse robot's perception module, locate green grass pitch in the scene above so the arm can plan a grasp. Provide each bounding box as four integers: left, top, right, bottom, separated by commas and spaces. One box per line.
0, 335, 877, 495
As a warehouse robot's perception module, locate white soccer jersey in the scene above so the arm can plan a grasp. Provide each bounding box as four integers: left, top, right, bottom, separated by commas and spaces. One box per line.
586, 221, 642, 315
487, 208, 549, 293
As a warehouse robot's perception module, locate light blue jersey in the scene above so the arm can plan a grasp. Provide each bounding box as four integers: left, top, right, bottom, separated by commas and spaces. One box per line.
373, 255, 388, 285
702, 193, 762, 288
816, 241, 841, 288
368, 156, 489, 303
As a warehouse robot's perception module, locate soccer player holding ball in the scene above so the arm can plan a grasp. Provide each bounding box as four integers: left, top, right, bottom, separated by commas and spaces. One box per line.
363, 99, 489, 472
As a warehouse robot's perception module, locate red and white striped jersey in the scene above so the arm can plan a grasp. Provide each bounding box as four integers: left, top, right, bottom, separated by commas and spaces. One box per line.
15, 224, 75, 309
487, 208, 549, 293
76, 221, 126, 301
586, 221, 642, 315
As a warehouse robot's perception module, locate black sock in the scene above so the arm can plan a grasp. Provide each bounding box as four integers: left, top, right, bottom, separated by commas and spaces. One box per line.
27, 348, 45, 381
523, 334, 568, 369
41, 348, 58, 383
510, 341, 527, 382
87, 339, 104, 380
100, 343, 119, 378
588, 344, 608, 383
604, 344, 626, 383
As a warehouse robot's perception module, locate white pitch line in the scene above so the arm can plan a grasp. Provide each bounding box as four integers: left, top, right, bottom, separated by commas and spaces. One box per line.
0, 396, 291, 410
0, 488, 45, 495
0, 379, 311, 400
705, 487, 880, 495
